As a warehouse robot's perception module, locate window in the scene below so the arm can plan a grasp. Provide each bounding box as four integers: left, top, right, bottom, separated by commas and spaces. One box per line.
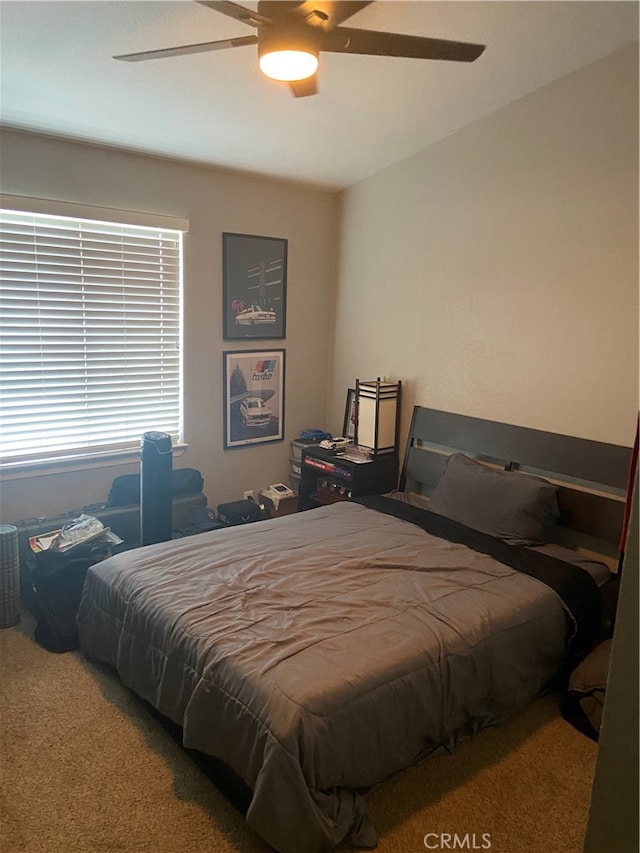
0, 205, 184, 468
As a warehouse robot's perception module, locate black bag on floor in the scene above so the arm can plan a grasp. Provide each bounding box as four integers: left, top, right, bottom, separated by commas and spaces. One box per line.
217, 499, 263, 526
24, 541, 112, 653
108, 468, 204, 507
172, 504, 225, 538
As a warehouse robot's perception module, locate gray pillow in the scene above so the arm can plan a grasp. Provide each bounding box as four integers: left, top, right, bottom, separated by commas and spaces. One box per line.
428, 453, 559, 545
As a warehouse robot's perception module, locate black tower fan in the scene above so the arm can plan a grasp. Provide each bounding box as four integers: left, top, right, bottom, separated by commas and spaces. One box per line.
140, 431, 173, 545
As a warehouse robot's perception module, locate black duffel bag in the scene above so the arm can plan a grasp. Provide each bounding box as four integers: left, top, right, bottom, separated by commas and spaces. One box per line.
217, 499, 263, 526
108, 467, 204, 506
24, 540, 112, 653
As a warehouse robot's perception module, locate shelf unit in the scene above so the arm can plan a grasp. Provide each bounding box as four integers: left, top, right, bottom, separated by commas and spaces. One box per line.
298, 447, 398, 511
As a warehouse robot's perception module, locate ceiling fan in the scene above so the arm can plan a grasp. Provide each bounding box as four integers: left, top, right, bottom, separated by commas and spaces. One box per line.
114, 0, 486, 97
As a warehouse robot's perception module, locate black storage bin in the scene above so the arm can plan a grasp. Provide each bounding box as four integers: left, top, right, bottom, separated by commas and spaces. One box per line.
217, 500, 263, 526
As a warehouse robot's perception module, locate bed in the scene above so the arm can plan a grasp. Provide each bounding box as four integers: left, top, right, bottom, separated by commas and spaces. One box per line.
77, 407, 631, 853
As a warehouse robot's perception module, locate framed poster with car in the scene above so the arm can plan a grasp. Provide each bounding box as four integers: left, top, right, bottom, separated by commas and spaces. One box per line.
223, 349, 285, 449
223, 233, 287, 340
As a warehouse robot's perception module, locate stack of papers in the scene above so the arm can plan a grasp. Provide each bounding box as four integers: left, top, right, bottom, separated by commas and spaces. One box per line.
29, 523, 122, 554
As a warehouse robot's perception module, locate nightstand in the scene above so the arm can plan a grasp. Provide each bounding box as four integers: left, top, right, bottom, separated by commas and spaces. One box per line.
298, 447, 398, 511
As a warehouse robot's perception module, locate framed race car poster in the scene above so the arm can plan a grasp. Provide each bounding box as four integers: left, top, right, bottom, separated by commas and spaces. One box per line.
222, 233, 287, 340
223, 349, 285, 449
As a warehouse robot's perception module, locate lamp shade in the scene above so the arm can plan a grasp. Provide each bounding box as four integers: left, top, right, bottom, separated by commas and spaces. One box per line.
354, 378, 402, 455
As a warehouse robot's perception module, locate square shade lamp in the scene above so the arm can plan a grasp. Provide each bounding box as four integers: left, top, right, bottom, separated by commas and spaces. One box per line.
354, 378, 402, 455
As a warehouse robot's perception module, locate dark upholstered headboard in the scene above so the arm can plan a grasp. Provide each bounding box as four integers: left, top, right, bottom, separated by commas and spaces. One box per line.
399, 406, 632, 554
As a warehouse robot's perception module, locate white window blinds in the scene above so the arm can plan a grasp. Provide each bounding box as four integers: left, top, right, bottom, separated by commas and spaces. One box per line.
0, 208, 183, 466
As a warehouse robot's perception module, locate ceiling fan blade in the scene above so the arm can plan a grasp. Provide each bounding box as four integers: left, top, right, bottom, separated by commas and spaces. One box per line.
288, 75, 318, 97
321, 26, 485, 62
197, 1, 270, 27
114, 34, 257, 63
294, 1, 372, 31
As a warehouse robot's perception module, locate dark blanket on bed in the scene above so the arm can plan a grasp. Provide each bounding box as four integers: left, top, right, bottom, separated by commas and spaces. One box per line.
356, 495, 601, 656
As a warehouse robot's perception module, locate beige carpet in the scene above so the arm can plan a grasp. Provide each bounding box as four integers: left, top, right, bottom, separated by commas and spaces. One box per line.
1, 613, 597, 853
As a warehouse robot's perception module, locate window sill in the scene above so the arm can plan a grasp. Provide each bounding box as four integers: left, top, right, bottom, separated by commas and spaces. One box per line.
0, 444, 188, 482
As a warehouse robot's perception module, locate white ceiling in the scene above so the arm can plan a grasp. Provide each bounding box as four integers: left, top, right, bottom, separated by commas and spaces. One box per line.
0, 1, 637, 190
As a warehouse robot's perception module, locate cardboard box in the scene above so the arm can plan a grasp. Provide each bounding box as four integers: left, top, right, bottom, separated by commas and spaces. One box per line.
260, 492, 298, 518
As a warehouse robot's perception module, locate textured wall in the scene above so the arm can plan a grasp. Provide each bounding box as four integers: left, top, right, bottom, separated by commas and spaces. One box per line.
332, 44, 639, 450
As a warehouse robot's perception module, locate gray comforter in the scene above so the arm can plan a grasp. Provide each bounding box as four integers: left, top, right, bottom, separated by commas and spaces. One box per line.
78, 501, 572, 853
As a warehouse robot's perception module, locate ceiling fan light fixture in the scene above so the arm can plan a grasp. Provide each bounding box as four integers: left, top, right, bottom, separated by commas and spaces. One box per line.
259, 48, 318, 81
115, 1, 487, 97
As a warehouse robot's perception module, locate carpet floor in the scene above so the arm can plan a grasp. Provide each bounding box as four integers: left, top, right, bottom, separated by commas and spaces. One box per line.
1, 613, 598, 853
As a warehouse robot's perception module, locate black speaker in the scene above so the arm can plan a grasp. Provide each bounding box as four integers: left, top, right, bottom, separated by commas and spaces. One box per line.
140, 431, 173, 546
